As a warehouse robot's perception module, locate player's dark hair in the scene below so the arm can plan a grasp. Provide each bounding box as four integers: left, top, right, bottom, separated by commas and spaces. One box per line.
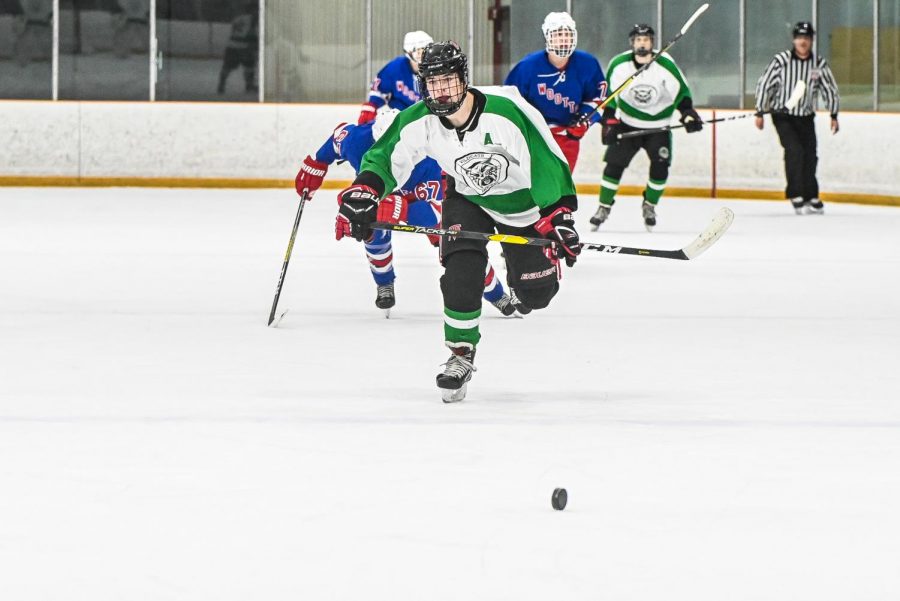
629, 23, 655, 57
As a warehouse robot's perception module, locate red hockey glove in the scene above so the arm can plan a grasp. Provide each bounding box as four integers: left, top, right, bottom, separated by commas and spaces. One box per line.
534, 206, 580, 267
565, 113, 592, 140
376, 193, 409, 224
357, 103, 378, 125
336, 185, 379, 241
295, 155, 328, 199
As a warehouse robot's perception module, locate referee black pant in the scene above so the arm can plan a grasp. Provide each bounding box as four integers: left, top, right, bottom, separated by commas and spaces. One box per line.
772, 113, 818, 201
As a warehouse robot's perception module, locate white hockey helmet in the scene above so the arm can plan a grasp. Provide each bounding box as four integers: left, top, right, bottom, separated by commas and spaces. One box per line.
403, 30, 434, 63
372, 108, 401, 141
542, 12, 577, 59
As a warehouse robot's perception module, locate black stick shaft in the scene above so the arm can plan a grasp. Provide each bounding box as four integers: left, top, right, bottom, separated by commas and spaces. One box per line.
267, 191, 309, 326
371, 222, 692, 260
617, 112, 756, 140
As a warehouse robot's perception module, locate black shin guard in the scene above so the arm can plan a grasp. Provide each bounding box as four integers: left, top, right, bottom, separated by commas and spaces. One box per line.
440, 250, 487, 314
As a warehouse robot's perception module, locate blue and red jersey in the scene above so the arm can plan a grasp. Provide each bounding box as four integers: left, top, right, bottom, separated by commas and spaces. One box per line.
504, 49, 607, 127
366, 56, 422, 112
314, 121, 442, 202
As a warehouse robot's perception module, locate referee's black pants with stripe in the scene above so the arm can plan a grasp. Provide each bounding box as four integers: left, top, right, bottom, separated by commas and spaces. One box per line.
772, 113, 818, 201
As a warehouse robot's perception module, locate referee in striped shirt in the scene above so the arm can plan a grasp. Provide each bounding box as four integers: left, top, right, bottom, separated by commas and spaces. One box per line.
755, 21, 840, 214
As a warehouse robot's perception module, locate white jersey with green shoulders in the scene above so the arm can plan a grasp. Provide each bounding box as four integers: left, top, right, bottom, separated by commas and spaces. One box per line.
606, 51, 692, 129
359, 86, 576, 227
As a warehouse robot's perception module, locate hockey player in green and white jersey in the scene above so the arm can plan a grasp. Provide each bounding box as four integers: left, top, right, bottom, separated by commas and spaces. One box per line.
590, 24, 703, 232
334, 41, 581, 402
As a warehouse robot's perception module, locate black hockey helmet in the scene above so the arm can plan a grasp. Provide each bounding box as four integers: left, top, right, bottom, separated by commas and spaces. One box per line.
793, 21, 815, 38
629, 23, 655, 56
416, 41, 470, 116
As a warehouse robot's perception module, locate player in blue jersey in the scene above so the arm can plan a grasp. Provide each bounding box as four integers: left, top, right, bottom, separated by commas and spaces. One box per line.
295, 110, 518, 317
504, 12, 607, 171
357, 31, 433, 125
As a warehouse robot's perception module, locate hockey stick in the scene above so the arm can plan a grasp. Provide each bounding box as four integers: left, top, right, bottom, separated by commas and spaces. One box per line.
371, 207, 733, 261
267, 189, 310, 326
617, 81, 807, 140
582, 3, 710, 123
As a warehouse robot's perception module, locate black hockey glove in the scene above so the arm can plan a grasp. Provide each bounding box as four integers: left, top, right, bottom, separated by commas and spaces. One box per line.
601, 118, 621, 145
600, 107, 619, 145
335, 184, 378, 241
534, 206, 580, 267
679, 107, 703, 133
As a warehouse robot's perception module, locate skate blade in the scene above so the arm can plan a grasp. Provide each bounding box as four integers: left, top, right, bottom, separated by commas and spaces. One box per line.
644, 224, 655, 233
441, 383, 467, 403
382, 308, 391, 319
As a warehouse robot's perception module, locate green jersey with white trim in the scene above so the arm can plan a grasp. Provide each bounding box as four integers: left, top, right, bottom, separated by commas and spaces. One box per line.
360, 86, 576, 227
606, 51, 692, 129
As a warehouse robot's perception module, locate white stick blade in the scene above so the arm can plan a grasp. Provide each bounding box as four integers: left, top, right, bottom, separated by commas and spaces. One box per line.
784, 80, 807, 110
682, 207, 735, 260
680, 3, 710, 34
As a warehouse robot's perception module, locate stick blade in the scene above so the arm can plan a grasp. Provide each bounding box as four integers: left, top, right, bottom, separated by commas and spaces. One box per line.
680, 3, 710, 34
681, 207, 735, 260
784, 80, 807, 110
269, 309, 288, 328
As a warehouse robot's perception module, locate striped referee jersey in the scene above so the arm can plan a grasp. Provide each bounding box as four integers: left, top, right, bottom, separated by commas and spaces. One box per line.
755, 50, 840, 117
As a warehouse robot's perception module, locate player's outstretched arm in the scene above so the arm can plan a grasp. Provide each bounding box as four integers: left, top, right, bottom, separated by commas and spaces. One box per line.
295, 128, 347, 199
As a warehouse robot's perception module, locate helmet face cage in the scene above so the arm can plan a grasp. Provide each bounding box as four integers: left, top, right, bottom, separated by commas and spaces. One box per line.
541, 12, 577, 59
629, 24, 655, 57
416, 42, 470, 116
544, 26, 577, 58
406, 47, 426, 65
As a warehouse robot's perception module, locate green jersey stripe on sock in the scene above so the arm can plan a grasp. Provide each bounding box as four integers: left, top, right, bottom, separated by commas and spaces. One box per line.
444, 307, 481, 322
444, 307, 481, 347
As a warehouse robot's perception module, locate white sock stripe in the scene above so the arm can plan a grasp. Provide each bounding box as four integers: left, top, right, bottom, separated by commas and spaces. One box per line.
369, 264, 394, 274
366, 249, 392, 260
601, 179, 619, 191
484, 278, 500, 293
646, 180, 667, 191
444, 315, 480, 330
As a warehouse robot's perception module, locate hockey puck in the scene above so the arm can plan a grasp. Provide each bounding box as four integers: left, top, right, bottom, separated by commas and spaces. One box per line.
551, 487, 567, 510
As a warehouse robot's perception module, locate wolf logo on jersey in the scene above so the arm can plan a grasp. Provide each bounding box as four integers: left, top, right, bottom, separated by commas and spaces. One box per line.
454, 153, 510, 195
631, 84, 658, 106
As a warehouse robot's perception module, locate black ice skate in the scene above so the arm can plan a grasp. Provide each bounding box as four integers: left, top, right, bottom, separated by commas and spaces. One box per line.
437, 344, 477, 403
491, 294, 520, 317
790, 197, 807, 215
375, 283, 395, 318
806, 198, 825, 215
508, 289, 532, 315
642, 199, 657, 232
589, 204, 611, 231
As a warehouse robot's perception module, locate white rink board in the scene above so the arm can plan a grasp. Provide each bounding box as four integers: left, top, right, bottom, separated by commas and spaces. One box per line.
1, 187, 899, 600
1, 99, 898, 196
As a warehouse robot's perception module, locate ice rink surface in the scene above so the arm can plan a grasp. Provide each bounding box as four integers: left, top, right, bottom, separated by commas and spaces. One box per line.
2, 187, 899, 600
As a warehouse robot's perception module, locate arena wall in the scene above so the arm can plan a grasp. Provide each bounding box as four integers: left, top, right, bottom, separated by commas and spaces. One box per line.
0, 100, 896, 205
